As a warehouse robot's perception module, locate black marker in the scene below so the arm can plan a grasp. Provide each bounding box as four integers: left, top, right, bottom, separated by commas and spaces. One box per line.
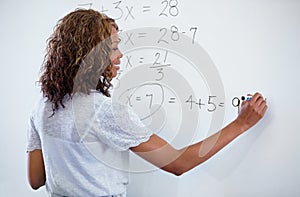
241, 96, 252, 101
241, 96, 267, 102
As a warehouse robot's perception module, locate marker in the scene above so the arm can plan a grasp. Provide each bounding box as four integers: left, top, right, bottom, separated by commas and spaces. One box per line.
241, 96, 252, 101
241, 96, 267, 102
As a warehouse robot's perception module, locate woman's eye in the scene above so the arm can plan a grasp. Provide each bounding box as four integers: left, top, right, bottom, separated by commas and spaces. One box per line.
112, 48, 118, 51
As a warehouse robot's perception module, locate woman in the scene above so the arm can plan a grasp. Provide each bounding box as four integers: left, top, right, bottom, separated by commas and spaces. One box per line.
27, 9, 267, 197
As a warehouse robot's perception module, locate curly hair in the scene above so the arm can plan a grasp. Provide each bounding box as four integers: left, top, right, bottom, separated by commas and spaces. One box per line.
39, 9, 118, 116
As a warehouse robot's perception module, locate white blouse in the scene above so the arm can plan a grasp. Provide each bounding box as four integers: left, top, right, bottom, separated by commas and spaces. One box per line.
27, 90, 152, 196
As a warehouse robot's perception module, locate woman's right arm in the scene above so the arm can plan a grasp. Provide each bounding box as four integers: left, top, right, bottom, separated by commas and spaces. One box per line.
130, 92, 267, 175
27, 149, 46, 190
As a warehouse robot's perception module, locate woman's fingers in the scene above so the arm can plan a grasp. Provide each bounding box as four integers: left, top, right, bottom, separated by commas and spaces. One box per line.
237, 92, 268, 131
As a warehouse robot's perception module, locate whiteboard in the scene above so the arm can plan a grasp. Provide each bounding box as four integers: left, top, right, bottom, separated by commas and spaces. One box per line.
0, 0, 299, 196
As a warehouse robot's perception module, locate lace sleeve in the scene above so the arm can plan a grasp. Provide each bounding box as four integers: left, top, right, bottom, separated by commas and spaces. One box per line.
96, 99, 153, 151
27, 114, 41, 152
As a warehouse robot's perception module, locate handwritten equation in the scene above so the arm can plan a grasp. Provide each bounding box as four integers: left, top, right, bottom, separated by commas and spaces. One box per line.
118, 25, 198, 45
76, 0, 198, 44
120, 50, 171, 82
74, 1, 237, 120
77, 0, 180, 21
117, 81, 242, 120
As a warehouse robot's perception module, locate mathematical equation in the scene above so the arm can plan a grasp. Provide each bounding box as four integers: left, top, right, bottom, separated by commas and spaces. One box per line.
118, 25, 198, 45
77, 0, 180, 21
127, 94, 225, 113
117, 50, 171, 83
75, 0, 235, 119
76, 1, 198, 44
117, 82, 242, 116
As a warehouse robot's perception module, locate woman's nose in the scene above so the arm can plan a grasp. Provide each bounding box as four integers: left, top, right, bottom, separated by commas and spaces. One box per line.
118, 50, 123, 59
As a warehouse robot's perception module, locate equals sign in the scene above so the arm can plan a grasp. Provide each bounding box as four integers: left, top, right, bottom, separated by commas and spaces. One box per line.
138, 32, 147, 38
218, 102, 224, 107
136, 96, 141, 101
139, 57, 144, 64
142, 5, 151, 12
169, 98, 176, 104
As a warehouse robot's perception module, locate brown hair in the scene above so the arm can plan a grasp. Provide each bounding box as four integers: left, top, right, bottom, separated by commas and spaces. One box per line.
39, 9, 118, 115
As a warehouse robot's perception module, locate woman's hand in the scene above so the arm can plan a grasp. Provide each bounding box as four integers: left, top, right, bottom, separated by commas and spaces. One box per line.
235, 92, 268, 133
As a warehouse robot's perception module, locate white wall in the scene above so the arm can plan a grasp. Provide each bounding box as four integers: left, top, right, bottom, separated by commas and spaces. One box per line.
0, 0, 299, 196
